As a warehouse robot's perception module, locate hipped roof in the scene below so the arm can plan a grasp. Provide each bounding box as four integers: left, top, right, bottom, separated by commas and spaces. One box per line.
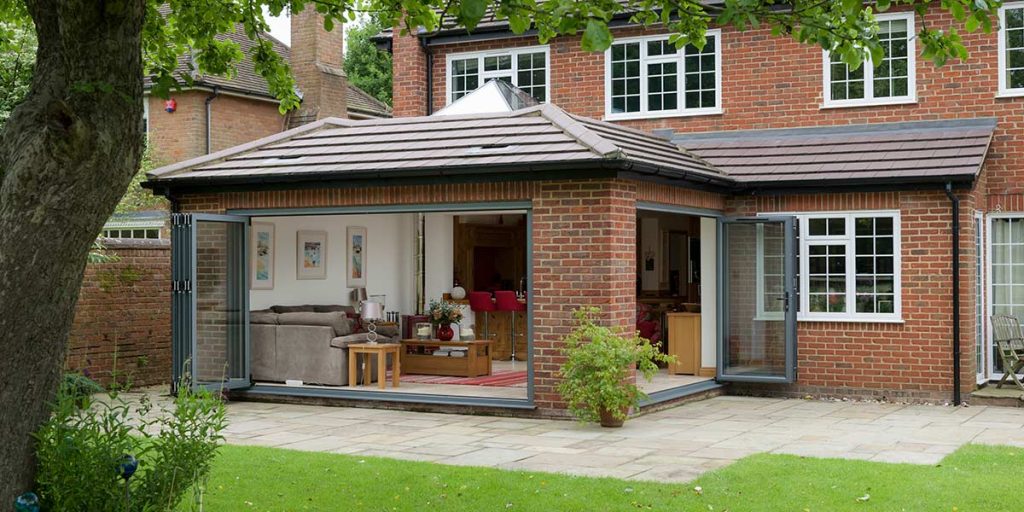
146, 103, 728, 188
146, 103, 996, 193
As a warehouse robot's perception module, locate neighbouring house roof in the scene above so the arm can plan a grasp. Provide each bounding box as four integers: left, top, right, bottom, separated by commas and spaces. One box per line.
433, 80, 540, 116
144, 25, 392, 119
104, 210, 168, 229
144, 103, 728, 190
661, 118, 996, 189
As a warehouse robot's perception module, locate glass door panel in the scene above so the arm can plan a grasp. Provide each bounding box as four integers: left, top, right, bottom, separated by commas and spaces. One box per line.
719, 217, 797, 382
171, 213, 250, 391
989, 216, 1024, 377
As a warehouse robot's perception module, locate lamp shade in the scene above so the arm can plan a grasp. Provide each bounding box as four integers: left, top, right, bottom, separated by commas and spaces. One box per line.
360, 301, 383, 321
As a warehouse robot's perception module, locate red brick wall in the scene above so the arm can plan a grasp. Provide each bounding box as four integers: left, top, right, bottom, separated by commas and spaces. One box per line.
147, 91, 285, 166
392, 7, 1022, 210
726, 191, 977, 401
67, 240, 171, 388
392, 29, 428, 117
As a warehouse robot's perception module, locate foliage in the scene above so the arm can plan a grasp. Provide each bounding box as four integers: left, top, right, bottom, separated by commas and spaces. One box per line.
60, 373, 104, 409
0, 18, 33, 126
33, 382, 227, 511
87, 240, 121, 265
190, 443, 1019, 511
557, 307, 673, 423
427, 299, 464, 325
116, 146, 168, 214
345, 19, 393, 106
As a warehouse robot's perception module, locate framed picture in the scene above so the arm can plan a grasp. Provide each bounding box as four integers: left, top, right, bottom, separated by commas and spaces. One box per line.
296, 230, 327, 280
347, 226, 367, 288
251, 222, 274, 290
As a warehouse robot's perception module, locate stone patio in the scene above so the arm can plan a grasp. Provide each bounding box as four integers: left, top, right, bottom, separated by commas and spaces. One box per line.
204, 395, 1024, 483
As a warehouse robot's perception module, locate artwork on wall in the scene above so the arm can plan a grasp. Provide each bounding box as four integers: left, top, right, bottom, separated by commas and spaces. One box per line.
347, 226, 367, 288
297, 230, 328, 280
251, 222, 275, 290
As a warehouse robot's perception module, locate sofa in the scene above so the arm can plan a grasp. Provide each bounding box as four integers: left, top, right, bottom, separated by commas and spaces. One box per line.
250, 304, 399, 386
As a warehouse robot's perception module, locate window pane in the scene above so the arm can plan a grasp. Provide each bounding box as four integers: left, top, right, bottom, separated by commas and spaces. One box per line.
610, 43, 642, 113
514, 51, 547, 102
451, 57, 479, 101
647, 62, 678, 111
683, 38, 716, 110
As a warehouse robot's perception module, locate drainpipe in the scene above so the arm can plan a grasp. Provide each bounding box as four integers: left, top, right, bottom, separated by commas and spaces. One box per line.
205, 86, 220, 154
419, 36, 433, 115
945, 182, 962, 405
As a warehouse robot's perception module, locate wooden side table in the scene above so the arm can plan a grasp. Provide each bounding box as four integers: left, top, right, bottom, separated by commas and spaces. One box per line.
348, 343, 401, 389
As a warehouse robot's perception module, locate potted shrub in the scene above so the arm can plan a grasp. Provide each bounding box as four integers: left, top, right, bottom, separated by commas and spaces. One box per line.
557, 307, 674, 427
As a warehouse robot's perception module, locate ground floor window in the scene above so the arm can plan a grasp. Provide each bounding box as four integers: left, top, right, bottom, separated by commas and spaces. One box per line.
988, 216, 1024, 373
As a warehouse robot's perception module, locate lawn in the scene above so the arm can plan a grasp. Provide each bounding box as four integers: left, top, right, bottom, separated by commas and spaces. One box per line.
188, 444, 1019, 511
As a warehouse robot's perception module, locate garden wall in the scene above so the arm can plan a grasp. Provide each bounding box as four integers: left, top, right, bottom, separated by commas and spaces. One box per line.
66, 238, 171, 388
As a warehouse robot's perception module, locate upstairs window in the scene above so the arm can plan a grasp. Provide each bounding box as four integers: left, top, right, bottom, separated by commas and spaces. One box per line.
823, 13, 916, 107
446, 47, 550, 104
604, 31, 722, 120
999, 2, 1024, 96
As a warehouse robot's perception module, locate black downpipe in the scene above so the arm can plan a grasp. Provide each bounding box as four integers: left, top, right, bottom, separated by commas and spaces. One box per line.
420, 37, 433, 115
945, 182, 962, 405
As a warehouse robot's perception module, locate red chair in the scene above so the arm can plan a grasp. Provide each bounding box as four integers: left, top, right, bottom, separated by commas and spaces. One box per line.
468, 291, 496, 341
494, 291, 526, 360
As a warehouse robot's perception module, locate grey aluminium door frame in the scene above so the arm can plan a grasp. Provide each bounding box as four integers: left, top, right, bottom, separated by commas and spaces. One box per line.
171, 213, 251, 392
717, 216, 798, 384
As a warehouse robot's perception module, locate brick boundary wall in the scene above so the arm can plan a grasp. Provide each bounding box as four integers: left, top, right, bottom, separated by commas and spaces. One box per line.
66, 238, 171, 388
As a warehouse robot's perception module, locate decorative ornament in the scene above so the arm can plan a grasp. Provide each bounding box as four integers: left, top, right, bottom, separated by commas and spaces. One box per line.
14, 492, 40, 512
164, 98, 177, 113
451, 284, 466, 300
119, 454, 139, 481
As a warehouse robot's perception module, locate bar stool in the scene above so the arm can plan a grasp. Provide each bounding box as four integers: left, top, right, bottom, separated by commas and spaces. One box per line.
494, 290, 526, 361
468, 291, 496, 341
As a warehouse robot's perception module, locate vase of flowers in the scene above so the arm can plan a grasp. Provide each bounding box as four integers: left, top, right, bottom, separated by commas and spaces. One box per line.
427, 299, 463, 341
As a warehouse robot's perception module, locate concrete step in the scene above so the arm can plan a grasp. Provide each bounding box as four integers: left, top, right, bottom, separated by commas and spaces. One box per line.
969, 385, 1024, 408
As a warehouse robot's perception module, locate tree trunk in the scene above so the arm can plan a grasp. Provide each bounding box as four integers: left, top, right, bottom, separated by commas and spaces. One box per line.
0, 0, 144, 501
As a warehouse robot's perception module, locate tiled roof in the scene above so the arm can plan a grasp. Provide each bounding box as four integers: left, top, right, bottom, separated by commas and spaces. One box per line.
144, 25, 391, 118
663, 118, 996, 188
145, 104, 726, 187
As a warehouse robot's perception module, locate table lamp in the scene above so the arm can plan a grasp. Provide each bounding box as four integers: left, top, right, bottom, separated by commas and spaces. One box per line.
361, 300, 383, 343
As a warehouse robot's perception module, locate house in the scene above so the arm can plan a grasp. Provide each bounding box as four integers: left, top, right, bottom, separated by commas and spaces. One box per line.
66, 11, 390, 387
143, 3, 1021, 418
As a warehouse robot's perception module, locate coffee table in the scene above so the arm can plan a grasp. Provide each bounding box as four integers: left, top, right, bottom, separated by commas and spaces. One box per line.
347, 343, 401, 389
399, 339, 493, 378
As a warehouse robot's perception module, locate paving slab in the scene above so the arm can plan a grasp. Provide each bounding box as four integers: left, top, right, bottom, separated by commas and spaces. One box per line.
125, 392, 1024, 484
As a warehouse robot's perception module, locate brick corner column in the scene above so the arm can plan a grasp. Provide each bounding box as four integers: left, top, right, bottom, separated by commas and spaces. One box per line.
531, 179, 637, 414
391, 25, 428, 117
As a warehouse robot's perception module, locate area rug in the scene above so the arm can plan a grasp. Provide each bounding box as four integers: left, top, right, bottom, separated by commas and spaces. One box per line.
386, 370, 528, 387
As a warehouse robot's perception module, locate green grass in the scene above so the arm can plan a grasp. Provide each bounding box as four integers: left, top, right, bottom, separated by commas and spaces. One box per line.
187, 444, 1021, 511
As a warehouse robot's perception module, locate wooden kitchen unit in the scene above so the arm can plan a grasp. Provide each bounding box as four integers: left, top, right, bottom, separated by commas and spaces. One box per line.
666, 312, 701, 375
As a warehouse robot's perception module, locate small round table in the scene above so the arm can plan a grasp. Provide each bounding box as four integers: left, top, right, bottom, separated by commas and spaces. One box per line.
347, 343, 401, 389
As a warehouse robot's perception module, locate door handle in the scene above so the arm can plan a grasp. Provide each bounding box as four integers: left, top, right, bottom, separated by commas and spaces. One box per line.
775, 291, 790, 312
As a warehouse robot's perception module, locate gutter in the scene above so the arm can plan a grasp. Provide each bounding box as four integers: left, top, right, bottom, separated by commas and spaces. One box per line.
205, 86, 220, 155
944, 182, 962, 406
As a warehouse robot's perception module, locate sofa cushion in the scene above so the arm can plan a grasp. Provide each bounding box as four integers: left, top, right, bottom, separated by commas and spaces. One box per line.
329, 332, 372, 348
250, 310, 279, 325
315, 305, 356, 315
277, 311, 352, 337
272, 304, 316, 313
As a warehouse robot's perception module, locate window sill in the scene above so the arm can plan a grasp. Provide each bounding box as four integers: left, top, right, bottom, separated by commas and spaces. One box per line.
604, 108, 724, 122
996, 90, 1024, 99
797, 316, 905, 324
819, 97, 916, 109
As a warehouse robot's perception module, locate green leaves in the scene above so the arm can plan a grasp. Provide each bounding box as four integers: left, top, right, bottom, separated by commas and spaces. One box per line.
460, 0, 489, 31
581, 19, 613, 51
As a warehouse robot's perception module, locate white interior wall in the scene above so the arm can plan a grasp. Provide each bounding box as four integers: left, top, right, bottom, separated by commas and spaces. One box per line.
249, 213, 421, 312
699, 217, 718, 369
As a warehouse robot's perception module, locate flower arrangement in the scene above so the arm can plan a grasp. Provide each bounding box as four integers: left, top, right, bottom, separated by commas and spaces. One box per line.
427, 299, 463, 326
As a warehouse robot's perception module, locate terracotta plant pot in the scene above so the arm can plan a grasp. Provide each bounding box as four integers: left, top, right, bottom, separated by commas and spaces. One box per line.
599, 406, 628, 428
437, 323, 455, 341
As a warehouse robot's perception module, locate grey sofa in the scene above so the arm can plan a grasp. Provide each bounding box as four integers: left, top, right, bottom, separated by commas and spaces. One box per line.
250, 305, 398, 386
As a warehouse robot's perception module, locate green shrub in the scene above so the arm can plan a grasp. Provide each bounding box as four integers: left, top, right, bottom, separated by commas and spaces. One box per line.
33, 378, 227, 511
61, 372, 104, 409
557, 307, 674, 424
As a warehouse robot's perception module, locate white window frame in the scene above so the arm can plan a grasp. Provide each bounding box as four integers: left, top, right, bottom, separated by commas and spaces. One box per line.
142, 95, 150, 136
998, 1, 1024, 97
984, 212, 1024, 380
821, 12, 917, 108
603, 30, 723, 121
975, 211, 988, 384
756, 211, 903, 323
444, 45, 551, 105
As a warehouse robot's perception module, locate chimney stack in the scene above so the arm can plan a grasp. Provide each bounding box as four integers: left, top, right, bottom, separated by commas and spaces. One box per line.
290, 8, 348, 122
